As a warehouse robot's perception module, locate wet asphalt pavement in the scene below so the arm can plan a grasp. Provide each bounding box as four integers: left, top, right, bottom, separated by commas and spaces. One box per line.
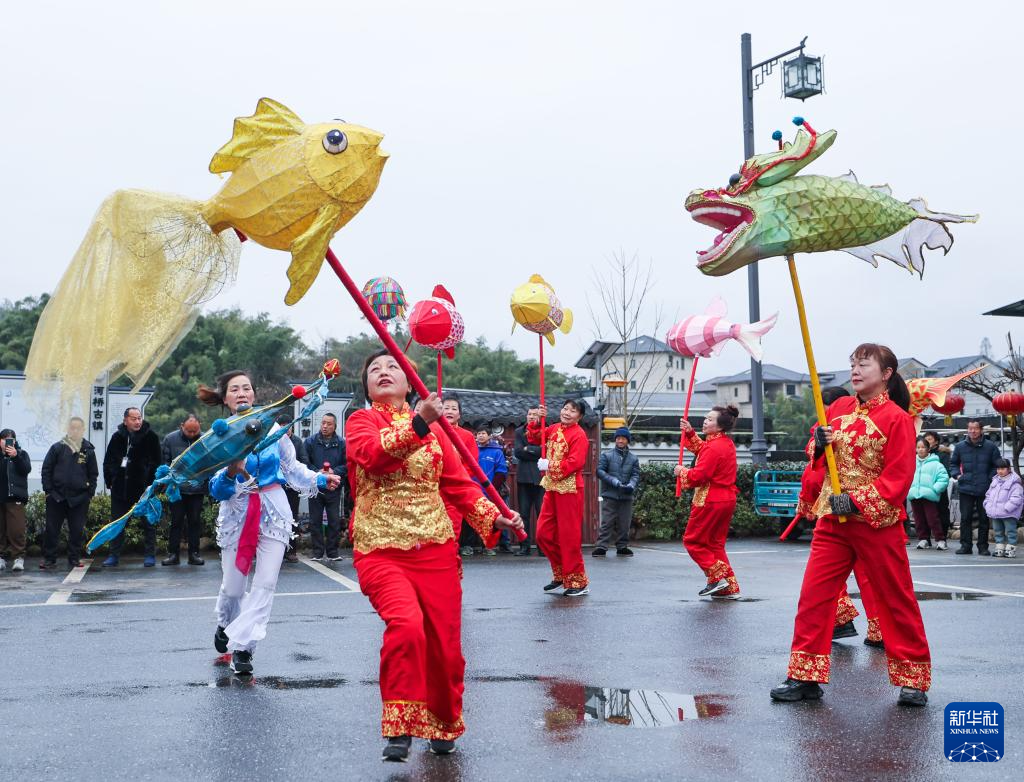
1, 540, 1021, 781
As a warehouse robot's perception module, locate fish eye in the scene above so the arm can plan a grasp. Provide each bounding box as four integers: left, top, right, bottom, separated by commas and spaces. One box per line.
728, 173, 741, 187
323, 129, 348, 154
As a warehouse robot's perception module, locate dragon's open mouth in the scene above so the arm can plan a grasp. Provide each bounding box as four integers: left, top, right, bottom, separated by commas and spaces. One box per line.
686, 197, 755, 267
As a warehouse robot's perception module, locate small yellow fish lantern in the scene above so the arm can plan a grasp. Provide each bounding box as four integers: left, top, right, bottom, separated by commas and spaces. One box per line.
26, 98, 388, 414
510, 274, 573, 346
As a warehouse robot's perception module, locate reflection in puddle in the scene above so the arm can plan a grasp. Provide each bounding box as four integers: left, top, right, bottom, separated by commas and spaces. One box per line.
852, 591, 987, 602
543, 680, 728, 731
189, 675, 347, 689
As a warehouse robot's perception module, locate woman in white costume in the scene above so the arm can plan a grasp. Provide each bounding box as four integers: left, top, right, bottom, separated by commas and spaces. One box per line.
200, 370, 341, 674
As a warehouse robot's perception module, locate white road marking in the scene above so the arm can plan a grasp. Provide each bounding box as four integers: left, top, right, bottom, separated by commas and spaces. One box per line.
631, 546, 782, 556
911, 579, 1024, 599
910, 563, 1024, 569
0, 588, 362, 610
44, 559, 93, 605
299, 554, 361, 592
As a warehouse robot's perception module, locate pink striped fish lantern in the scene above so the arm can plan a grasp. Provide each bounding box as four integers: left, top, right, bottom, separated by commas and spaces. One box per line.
665, 297, 777, 361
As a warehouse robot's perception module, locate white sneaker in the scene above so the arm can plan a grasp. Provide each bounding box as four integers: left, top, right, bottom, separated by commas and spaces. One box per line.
915, 540, 931, 550
12, 558, 24, 572
935, 540, 948, 551
992, 543, 1005, 558
1005, 545, 1017, 559
0, 557, 6, 571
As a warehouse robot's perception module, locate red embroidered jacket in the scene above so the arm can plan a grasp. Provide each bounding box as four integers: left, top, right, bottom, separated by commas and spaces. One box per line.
677, 431, 738, 506
797, 424, 824, 519
346, 403, 499, 554
444, 426, 480, 525
810, 391, 915, 529
526, 421, 588, 494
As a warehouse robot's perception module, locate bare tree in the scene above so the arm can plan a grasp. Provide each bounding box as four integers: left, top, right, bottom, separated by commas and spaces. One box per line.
957, 332, 1024, 472
587, 250, 669, 427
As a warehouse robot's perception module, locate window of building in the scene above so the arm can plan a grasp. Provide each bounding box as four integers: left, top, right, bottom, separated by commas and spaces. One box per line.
733, 387, 738, 398
666, 377, 673, 390
630, 359, 636, 369
630, 380, 636, 390
786, 383, 797, 396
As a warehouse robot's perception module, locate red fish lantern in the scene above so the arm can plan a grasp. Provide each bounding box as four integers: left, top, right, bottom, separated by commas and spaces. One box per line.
992, 392, 1024, 427
408, 285, 465, 392
932, 393, 965, 426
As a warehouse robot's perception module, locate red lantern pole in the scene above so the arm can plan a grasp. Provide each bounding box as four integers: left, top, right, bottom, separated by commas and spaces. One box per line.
539, 334, 547, 458
234, 231, 525, 541
675, 356, 700, 497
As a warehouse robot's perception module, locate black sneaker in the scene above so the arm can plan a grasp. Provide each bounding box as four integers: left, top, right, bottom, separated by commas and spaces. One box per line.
382, 735, 412, 762
770, 678, 824, 702
897, 686, 928, 707
230, 650, 253, 675
214, 626, 229, 654
542, 580, 564, 593
617, 547, 634, 557
832, 621, 858, 640
863, 637, 885, 649
977, 548, 990, 556
698, 579, 730, 597
563, 586, 589, 597
162, 555, 180, 566
429, 738, 456, 755
514, 546, 530, 557
188, 553, 205, 565
591, 546, 607, 557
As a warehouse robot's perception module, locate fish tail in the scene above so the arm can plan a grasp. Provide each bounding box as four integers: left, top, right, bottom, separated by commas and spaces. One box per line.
734, 312, 778, 361
85, 508, 134, 554
559, 308, 573, 334
25, 190, 242, 416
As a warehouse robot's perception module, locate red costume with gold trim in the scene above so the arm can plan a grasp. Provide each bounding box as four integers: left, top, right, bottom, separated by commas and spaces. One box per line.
787, 392, 930, 690
799, 426, 882, 641
678, 430, 740, 595
444, 426, 480, 535
527, 419, 589, 589
347, 402, 500, 740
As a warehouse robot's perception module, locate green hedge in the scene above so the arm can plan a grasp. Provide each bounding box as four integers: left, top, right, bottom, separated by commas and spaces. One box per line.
631, 461, 805, 541
24, 492, 220, 555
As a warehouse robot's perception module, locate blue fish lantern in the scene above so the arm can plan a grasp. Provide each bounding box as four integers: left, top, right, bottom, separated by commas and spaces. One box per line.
86, 360, 341, 553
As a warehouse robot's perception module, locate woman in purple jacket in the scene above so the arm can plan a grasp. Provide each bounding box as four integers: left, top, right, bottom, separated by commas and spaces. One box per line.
983, 459, 1023, 558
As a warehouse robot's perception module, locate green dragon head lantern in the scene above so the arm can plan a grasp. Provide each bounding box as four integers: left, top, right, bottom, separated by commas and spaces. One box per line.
685, 118, 977, 277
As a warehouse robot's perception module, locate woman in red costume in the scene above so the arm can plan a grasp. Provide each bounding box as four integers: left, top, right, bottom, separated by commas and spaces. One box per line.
796, 387, 884, 649
346, 350, 523, 761
529, 400, 590, 596
772, 344, 929, 707
674, 405, 741, 598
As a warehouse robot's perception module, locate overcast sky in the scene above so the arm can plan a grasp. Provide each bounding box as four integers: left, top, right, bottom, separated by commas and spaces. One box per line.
2, 1, 1018, 387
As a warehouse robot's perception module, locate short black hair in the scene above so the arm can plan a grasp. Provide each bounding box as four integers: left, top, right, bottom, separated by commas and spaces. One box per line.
441, 393, 462, 413
361, 349, 417, 404
967, 419, 984, 428
563, 399, 587, 417
995, 458, 1012, 469
475, 423, 491, 434
123, 406, 142, 419
275, 412, 294, 426
321, 412, 337, 423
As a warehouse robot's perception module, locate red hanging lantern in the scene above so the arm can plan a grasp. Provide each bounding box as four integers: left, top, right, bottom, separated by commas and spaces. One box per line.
932, 393, 965, 426
992, 392, 1024, 427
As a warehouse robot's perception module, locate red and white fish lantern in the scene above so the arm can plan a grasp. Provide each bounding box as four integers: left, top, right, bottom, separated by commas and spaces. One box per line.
409, 285, 465, 359
665, 296, 777, 361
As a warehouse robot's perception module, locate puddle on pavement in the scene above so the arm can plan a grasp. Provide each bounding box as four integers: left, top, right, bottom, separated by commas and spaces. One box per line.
70, 590, 128, 602
190, 675, 347, 690
541, 680, 729, 730
291, 652, 320, 662
852, 590, 987, 602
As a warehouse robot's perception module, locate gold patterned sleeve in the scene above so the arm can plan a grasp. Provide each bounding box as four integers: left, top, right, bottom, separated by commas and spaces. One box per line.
464, 495, 501, 542
685, 431, 705, 454
379, 417, 427, 461
848, 484, 902, 528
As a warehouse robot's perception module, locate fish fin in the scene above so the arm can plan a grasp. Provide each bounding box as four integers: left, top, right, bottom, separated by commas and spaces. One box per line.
733, 311, 778, 362
704, 296, 728, 317
284, 203, 343, 305
710, 342, 727, 357
906, 366, 986, 415
528, 274, 548, 285
432, 285, 455, 306
908, 197, 979, 225
544, 331, 557, 346
753, 128, 837, 186
870, 183, 892, 196
559, 308, 573, 334
837, 170, 859, 184
444, 347, 456, 360
209, 98, 305, 174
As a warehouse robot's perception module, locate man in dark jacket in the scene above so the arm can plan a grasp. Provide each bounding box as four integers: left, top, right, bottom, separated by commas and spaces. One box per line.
594, 427, 640, 557
514, 408, 545, 556
102, 407, 162, 567
0, 428, 32, 572
161, 414, 206, 566
40, 417, 98, 569
303, 412, 346, 561
949, 420, 1001, 555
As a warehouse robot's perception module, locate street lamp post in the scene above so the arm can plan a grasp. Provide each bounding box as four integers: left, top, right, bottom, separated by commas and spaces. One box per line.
739, 33, 823, 464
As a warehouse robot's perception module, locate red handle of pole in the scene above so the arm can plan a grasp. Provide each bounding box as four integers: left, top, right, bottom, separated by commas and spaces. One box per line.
779, 513, 805, 542
319, 246, 526, 542
675, 357, 700, 497
436, 352, 443, 395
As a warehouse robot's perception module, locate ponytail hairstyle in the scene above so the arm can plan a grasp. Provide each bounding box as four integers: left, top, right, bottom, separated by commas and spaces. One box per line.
822, 386, 851, 406
849, 343, 910, 412
197, 370, 253, 407
712, 404, 739, 432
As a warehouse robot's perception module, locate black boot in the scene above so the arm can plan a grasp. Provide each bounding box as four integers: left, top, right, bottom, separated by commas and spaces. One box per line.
897, 686, 928, 707
188, 552, 205, 565
864, 637, 885, 649
514, 545, 530, 557
429, 738, 456, 755
832, 621, 858, 639
382, 735, 412, 762
230, 650, 254, 675
214, 626, 229, 654
770, 678, 824, 702
161, 554, 180, 566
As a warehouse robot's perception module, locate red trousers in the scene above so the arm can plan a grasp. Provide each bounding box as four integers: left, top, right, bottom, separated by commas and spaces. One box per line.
354, 541, 467, 739
536, 490, 588, 589
788, 518, 930, 690
834, 561, 882, 642
683, 500, 740, 594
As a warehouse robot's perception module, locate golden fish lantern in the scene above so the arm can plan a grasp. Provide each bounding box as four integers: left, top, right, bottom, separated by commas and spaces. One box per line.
602, 373, 627, 431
